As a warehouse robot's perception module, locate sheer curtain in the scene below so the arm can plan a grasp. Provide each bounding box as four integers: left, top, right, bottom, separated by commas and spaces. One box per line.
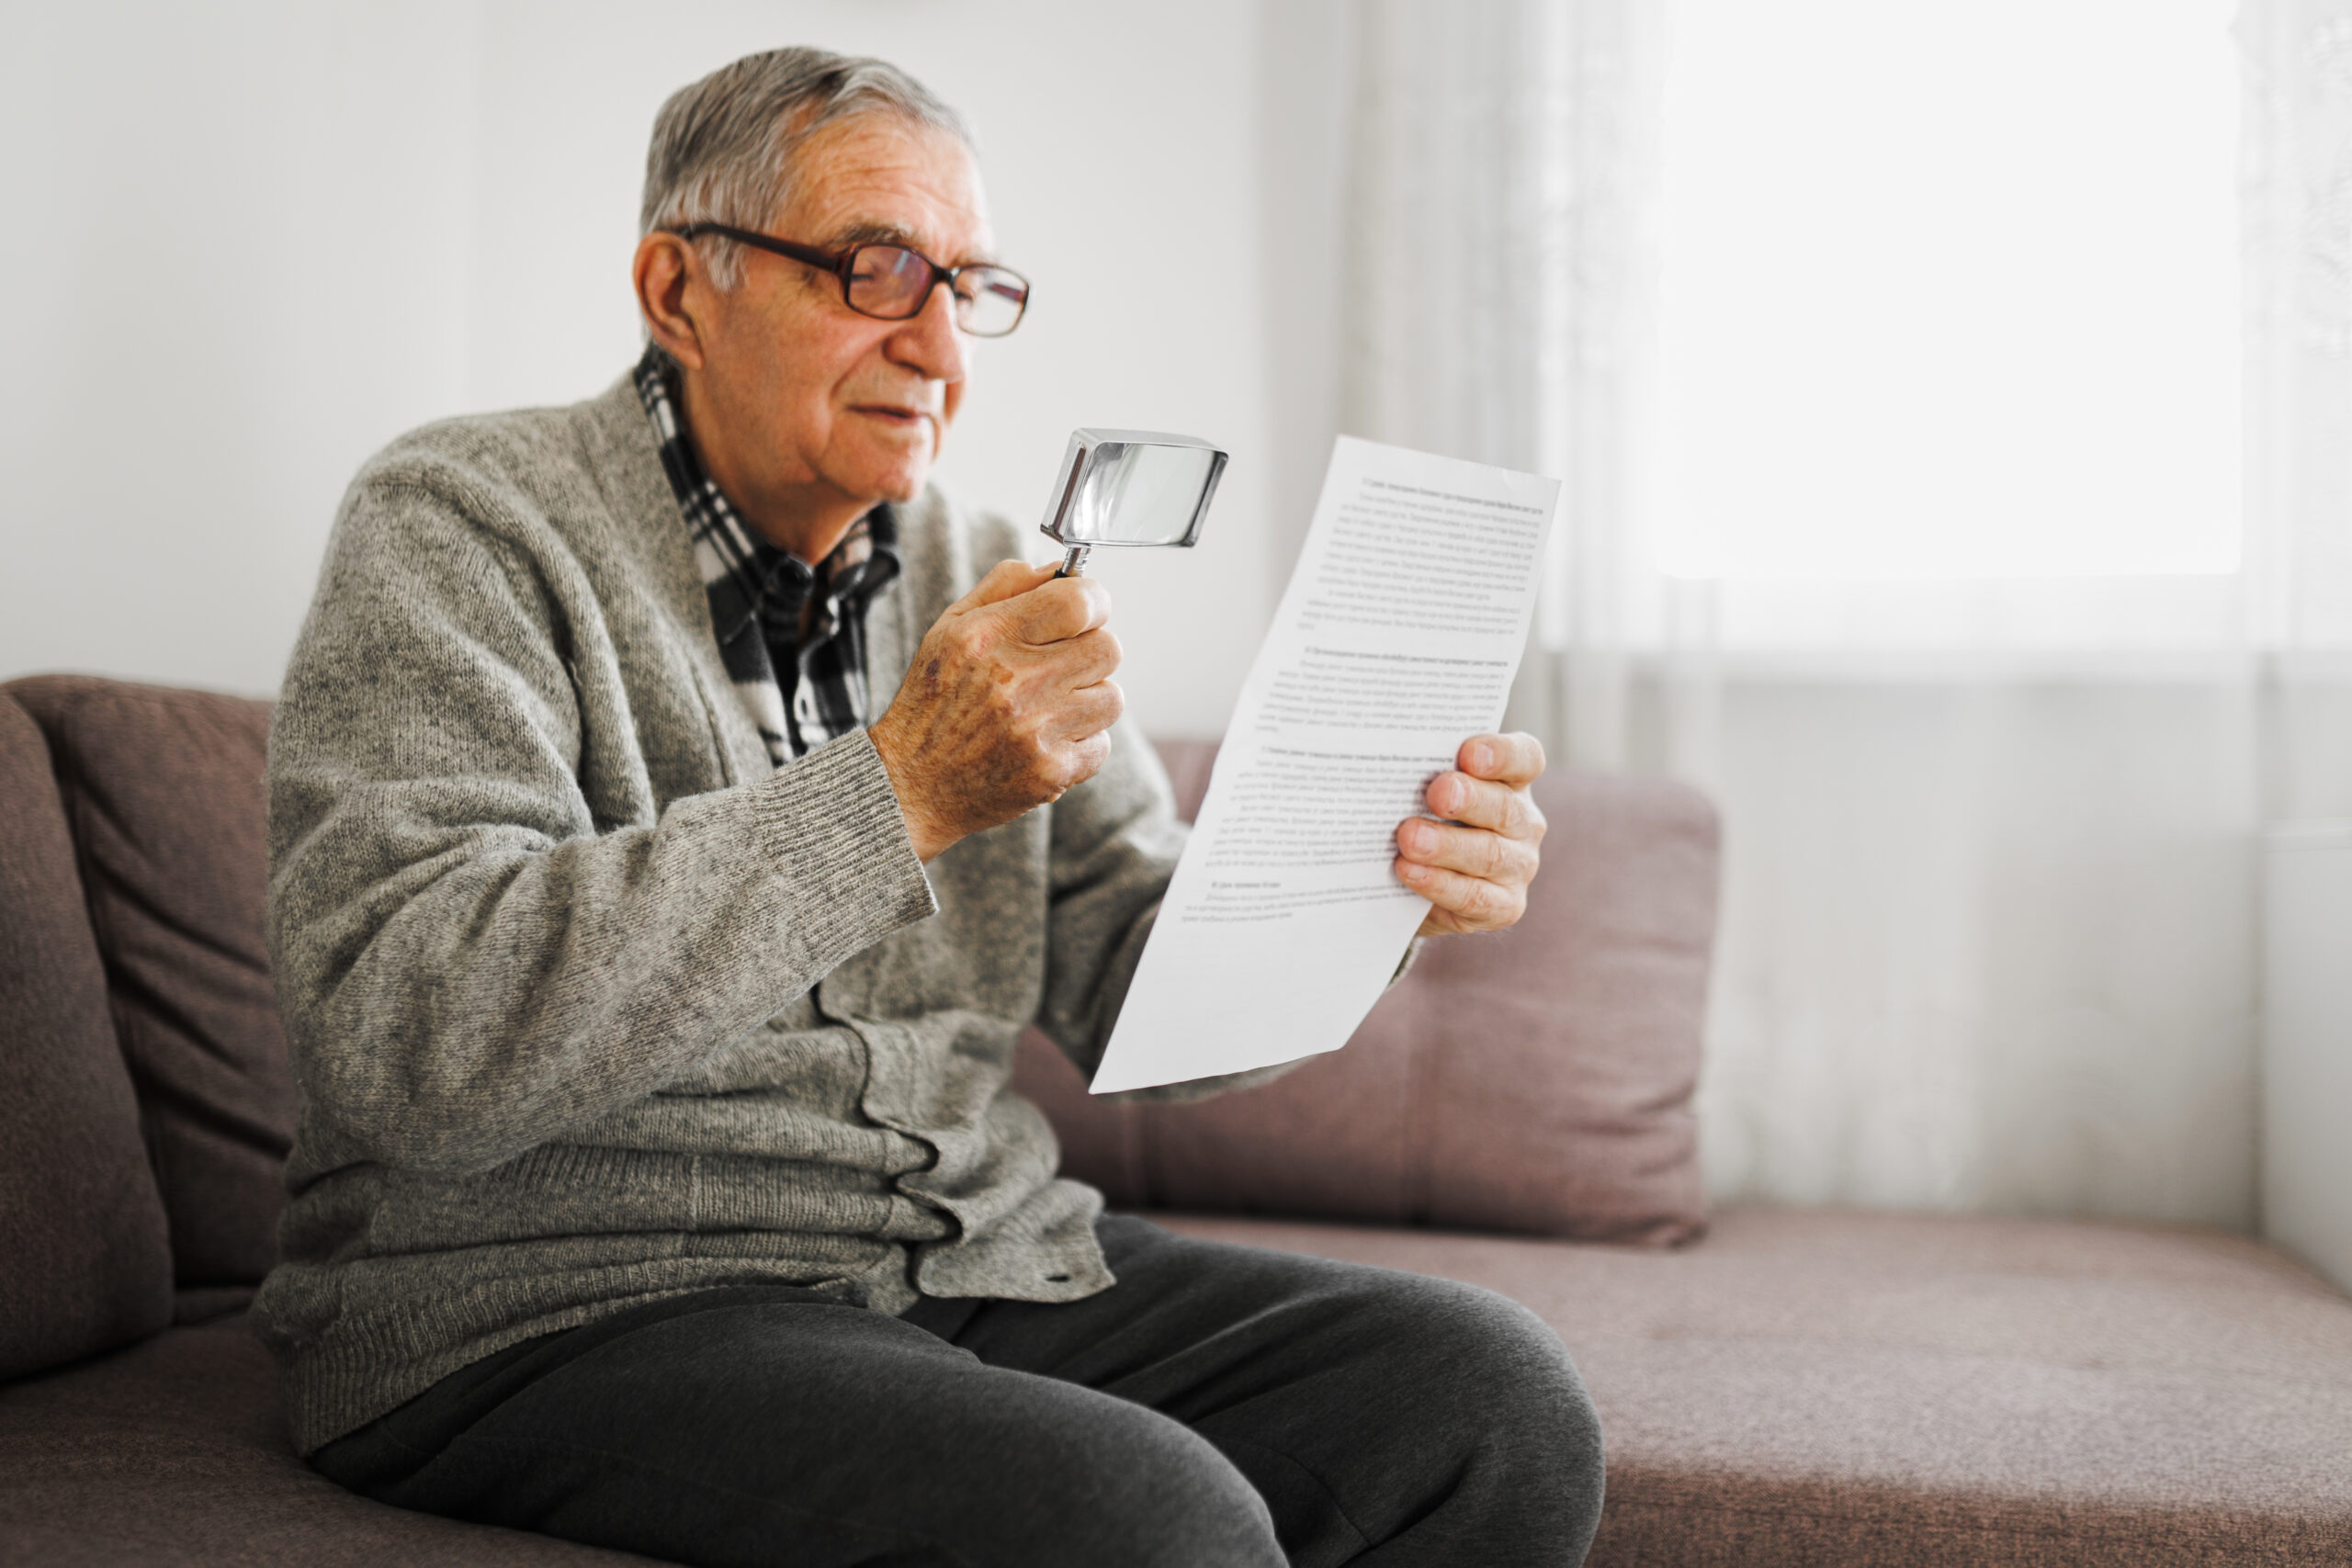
1336, 0, 1691, 775
2250, 0, 2352, 823
1319, 0, 2352, 1230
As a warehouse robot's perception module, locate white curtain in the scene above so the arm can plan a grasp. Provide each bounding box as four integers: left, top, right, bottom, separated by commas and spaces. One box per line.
1339, 0, 1695, 775
1327, 0, 2352, 1230
2248, 1, 2352, 829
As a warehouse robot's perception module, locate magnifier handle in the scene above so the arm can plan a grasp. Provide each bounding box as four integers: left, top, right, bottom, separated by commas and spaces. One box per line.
1055, 545, 1092, 579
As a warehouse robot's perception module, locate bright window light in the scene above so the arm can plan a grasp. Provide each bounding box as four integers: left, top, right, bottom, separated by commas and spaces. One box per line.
1655, 0, 2242, 580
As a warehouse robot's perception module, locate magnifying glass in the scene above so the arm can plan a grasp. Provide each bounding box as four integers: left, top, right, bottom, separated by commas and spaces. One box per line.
1039, 428, 1228, 578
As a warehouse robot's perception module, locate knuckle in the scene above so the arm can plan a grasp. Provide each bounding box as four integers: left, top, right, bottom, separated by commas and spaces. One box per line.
1045, 736, 1110, 798
1480, 831, 1512, 877
1454, 878, 1495, 923
1045, 597, 1086, 643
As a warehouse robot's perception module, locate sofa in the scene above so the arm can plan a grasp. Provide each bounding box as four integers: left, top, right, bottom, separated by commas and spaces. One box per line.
3, 673, 2347, 1567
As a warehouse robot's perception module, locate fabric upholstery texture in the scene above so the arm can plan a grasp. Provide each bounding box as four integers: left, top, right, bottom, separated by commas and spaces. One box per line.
0, 1318, 655, 1566
1014, 739, 1713, 1244
6, 677, 291, 1292
0, 694, 173, 1382
1157, 1208, 2352, 1567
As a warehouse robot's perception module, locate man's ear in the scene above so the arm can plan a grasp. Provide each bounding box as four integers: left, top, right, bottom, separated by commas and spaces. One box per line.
633, 231, 711, 371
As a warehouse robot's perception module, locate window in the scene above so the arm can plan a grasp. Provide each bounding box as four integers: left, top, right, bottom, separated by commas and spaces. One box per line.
1653, 1, 2242, 597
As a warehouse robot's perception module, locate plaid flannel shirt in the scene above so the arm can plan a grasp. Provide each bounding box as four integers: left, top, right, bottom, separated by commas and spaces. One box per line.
633, 347, 901, 766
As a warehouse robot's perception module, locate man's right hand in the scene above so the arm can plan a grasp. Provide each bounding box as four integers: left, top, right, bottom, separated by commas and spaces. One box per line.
868, 559, 1124, 863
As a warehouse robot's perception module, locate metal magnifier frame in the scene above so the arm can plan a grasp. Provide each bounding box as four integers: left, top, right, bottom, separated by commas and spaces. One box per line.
1037, 429, 1228, 577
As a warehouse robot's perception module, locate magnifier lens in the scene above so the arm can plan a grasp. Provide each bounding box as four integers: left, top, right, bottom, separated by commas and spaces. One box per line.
1063, 442, 1220, 547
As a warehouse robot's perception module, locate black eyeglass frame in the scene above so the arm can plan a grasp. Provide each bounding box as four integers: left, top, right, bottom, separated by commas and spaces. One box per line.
664, 222, 1031, 337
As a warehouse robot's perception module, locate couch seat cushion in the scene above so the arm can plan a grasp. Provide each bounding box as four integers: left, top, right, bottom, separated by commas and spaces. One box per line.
1156, 1207, 2352, 1567
7, 1213, 2343, 1565
0, 1318, 660, 1566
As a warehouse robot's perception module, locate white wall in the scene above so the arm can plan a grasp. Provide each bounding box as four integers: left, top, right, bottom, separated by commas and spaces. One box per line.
1, 1, 1280, 737
2, 4, 482, 700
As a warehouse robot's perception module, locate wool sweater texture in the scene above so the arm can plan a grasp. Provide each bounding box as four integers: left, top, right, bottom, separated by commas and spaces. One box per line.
254, 373, 1254, 1455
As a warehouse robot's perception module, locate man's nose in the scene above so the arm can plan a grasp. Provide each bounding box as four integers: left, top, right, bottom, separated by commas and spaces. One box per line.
887, 281, 968, 386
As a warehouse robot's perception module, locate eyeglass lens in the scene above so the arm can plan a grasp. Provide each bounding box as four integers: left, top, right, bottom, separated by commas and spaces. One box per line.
846, 245, 1028, 336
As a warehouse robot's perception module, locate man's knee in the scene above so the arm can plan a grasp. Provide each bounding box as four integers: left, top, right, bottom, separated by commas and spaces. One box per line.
1350, 1274, 1608, 1535
1024, 1402, 1284, 1568
1473, 1288, 1606, 1524
1439, 1280, 1600, 1428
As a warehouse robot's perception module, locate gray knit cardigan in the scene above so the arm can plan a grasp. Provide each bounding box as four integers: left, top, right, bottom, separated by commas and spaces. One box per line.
254, 374, 1243, 1455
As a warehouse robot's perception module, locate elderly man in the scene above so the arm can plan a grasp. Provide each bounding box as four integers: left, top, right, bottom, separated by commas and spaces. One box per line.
258, 45, 1603, 1568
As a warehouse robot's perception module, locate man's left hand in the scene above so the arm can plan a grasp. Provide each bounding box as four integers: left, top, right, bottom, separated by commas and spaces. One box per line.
1396, 733, 1547, 937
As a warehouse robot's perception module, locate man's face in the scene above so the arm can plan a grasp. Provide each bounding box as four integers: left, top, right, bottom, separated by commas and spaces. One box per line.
692, 115, 989, 521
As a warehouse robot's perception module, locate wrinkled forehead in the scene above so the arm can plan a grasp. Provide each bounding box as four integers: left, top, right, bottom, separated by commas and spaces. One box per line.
778, 115, 995, 266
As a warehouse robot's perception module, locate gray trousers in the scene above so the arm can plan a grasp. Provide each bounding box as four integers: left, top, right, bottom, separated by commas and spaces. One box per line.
312, 1215, 1605, 1567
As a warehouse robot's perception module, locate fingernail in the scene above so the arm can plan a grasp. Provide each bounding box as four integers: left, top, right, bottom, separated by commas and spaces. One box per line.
1468, 741, 1493, 773
1399, 861, 1427, 884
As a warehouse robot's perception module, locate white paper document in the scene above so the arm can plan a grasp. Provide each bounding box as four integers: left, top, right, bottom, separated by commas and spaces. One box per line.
1089, 436, 1561, 1093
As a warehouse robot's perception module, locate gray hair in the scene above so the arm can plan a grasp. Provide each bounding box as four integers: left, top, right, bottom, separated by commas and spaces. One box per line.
641, 47, 975, 291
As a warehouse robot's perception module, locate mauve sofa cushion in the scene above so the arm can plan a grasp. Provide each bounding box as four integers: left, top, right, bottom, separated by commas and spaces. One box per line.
6, 677, 291, 1291
1159, 1208, 2352, 1567
1014, 741, 1714, 1243
0, 695, 173, 1381
0, 1318, 658, 1566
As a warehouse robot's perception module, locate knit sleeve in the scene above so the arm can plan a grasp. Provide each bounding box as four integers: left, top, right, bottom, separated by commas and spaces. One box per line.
266, 465, 934, 1181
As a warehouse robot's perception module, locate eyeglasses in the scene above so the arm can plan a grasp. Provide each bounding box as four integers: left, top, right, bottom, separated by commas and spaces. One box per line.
666, 222, 1031, 337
